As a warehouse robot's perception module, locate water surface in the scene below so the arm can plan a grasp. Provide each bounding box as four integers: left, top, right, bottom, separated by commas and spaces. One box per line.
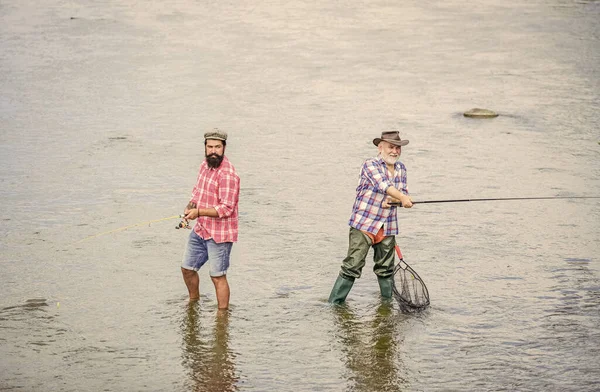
1, 0, 599, 391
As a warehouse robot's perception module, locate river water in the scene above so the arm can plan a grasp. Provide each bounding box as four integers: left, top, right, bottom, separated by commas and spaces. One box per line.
1, 0, 599, 391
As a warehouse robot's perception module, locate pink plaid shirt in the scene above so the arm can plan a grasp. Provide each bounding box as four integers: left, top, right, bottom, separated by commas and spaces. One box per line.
190, 156, 240, 243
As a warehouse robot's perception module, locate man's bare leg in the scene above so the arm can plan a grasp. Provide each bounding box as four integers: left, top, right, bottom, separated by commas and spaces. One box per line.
211, 275, 230, 309
181, 267, 200, 300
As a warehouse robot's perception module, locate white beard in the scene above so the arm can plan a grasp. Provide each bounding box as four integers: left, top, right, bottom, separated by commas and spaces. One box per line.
380, 151, 399, 165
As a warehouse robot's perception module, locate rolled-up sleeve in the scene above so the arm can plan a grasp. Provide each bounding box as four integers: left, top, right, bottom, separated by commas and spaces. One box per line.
214, 172, 240, 218
363, 161, 393, 194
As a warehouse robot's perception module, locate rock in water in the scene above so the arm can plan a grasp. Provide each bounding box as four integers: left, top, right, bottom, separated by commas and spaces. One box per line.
463, 108, 499, 118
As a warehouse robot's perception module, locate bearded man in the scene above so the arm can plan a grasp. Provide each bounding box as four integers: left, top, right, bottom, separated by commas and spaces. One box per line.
328, 131, 413, 304
181, 129, 240, 309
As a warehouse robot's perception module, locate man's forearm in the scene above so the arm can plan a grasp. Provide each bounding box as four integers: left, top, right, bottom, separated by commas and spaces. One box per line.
386, 187, 411, 205
198, 207, 219, 218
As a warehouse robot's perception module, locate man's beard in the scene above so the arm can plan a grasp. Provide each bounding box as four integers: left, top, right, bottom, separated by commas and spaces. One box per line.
380, 151, 399, 165
206, 153, 224, 168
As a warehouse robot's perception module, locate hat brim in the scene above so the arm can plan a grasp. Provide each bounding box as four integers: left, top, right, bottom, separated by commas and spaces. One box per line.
373, 138, 409, 147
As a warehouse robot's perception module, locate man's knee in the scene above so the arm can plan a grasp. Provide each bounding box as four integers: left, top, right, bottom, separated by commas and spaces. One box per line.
182, 267, 196, 277
210, 275, 227, 284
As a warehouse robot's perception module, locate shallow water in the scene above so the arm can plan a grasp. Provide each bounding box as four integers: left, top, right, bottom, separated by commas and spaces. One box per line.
1, 0, 599, 391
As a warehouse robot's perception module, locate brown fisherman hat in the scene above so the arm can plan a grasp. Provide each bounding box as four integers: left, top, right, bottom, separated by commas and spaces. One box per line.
204, 128, 228, 141
373, 131, 409, 147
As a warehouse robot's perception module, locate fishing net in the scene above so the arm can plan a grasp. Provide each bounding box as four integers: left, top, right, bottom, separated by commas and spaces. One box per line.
392, 245, 430, 311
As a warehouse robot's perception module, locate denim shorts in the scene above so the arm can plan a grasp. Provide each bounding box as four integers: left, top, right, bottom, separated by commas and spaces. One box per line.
181, 230, 233, 277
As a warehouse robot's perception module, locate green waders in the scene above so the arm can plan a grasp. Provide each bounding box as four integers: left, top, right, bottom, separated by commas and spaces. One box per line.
377, 276, 393, 299
328, 275, 355, 304
329, 227, 396, 304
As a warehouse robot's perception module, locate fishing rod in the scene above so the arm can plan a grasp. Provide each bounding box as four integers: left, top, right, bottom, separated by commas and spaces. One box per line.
74, 214, 187, 244
389, 196, 600, 207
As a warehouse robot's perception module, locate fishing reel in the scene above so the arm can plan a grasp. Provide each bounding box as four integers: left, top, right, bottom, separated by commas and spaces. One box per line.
175, 215, 191, 230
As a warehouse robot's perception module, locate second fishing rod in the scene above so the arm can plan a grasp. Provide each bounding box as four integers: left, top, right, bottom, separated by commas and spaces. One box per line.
388, 196, 600, 207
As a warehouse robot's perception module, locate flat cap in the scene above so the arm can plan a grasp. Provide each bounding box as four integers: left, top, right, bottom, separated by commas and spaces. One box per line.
204, 128, 227, 141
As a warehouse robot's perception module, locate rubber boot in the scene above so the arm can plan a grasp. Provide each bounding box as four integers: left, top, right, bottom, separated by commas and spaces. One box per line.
328, 275, 355, 304
377, 276, 393, 300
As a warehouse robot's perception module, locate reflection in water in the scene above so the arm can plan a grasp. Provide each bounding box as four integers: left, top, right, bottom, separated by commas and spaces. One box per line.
544, 259, 600, 347
334, 304, 408, 392
0, 298, 61, 351
180, 303, 238, 392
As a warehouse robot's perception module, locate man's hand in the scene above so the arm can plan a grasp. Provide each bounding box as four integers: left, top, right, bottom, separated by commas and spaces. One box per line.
385, 193, 413, 208
183, 202, 199, 220
382, 196, 400, 209
388, 195, 413, 208
184, 208, 199, 220
400, 195, 413, 208
184, 202, 197, 217
386, 187, 413, 209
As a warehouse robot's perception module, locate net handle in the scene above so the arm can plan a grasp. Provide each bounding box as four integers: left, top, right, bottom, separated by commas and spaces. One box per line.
395, 245, 403, 260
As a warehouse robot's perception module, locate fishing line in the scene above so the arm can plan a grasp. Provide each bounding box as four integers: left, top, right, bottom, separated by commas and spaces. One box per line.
74, 214, 185, 244
389, 196, 600, 207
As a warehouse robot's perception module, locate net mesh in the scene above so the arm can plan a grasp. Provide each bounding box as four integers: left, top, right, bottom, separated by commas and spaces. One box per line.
392, 251, 430, 311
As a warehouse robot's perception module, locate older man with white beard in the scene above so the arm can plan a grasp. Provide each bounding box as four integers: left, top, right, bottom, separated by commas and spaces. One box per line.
328, 131, 413, 304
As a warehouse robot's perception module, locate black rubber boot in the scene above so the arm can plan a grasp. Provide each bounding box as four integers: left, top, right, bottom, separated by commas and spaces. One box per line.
328, 275, 355, 304
377, 276, 393, 300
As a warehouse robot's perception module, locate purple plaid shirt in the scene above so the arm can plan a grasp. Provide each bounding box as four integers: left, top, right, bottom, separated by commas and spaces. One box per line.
348, 157, 408, 236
